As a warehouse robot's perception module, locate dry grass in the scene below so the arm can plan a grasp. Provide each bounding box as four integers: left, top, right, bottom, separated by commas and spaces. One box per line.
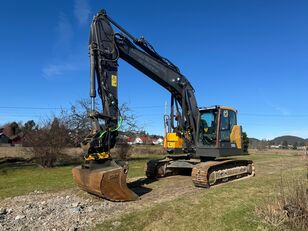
0, 147, 83, 158
249, 148, 308, 156
256, 159, 308, 231
0, 145, 163, 159
0, 147, 30, 159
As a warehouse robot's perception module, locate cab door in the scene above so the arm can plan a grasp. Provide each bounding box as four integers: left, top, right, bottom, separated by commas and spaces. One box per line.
198, 109, 218, 147
218, 109, 237, 147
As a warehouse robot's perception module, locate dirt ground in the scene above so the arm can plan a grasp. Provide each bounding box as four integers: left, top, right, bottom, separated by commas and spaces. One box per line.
0, 175, 198, 231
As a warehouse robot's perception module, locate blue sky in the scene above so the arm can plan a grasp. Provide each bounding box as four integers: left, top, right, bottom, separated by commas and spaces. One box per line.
0, 0, 308, 139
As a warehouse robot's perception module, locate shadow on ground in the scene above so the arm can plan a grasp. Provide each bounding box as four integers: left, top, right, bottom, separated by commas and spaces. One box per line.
128, 177, 157, 196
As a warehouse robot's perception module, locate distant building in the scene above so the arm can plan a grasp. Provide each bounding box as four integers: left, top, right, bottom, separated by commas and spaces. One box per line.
297, 146, 307, 150
270, 145, 282, 149
0, 131, 10, 146
126, 134, 164, 145
0, 125, 24, 147
133, 137, 143, 144
152, 138, 163, 145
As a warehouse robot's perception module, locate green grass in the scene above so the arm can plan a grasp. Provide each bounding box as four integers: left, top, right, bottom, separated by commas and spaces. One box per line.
0, 151, 306, 231
95, 181, 268, 231
95, 152, 307, 231
0, 165, 74, 198
0, 152, 296, 199
0, 154, 162, 199
95, 175, 275, 231
126, 154, 162, 178
236, 152, 291, 162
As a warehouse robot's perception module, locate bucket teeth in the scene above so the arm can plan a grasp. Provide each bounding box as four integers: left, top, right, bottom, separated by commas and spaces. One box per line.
72, 160, 138, 202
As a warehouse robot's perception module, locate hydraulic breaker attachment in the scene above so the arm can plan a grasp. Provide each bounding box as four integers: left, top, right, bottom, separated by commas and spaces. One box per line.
72, 160, 138, 202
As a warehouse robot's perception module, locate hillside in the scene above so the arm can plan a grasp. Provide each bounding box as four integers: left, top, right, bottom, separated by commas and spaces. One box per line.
249, 138, 260, 142
248, 135, 308, 149
271, 135, 305, 145
249, 136, 307, 144
248, 138, 261, 149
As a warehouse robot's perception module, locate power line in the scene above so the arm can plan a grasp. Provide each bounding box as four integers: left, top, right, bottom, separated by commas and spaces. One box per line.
0, 106, 62, 110
0, 105, 163, 110
241, 113, 308, 118
1, 115, 43, 118
1, 105, 308, 118
130, 105, 163, 109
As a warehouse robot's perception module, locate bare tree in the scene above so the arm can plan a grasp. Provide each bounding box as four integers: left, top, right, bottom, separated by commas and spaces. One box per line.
60, 99, 92, 147
24, 117, 70, 167
60, 99, 141, 147
118, 102, 142, 133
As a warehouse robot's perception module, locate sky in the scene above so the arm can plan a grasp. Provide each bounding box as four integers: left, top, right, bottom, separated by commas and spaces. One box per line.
0, 0, 308, 139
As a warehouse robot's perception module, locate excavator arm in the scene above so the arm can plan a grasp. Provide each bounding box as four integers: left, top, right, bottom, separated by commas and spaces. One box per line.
86, 10, 199, 154
73, 9, 200, 201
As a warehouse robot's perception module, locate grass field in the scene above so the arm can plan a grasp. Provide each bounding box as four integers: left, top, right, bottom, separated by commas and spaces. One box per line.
0, 154, 162, 199
95, 151, 307, 231
0, 150, 307, 230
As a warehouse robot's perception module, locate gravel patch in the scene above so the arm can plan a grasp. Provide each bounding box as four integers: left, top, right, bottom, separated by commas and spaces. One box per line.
0, 189, 129, 231
0, 176, 198, 231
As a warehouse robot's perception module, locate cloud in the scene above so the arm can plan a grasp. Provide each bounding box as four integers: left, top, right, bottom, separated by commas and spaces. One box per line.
74, 0, 90, 25
55, 13, 73, 50
264, 99, 290, 116
42, 64, 63, 78
42, 53, 87, 79
42, 2, 90, 80
258, 88, 290, 116
42, 63, 76, 79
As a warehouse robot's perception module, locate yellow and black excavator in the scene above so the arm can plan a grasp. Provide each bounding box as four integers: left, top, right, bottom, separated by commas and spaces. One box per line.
72, 10, 255, 201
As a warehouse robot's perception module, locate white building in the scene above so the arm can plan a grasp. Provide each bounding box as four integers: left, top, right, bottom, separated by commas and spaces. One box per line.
152, 138, 163, 145
133, 137, 143, 145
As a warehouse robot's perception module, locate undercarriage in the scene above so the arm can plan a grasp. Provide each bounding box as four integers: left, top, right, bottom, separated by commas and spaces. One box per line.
145, 157, 255, 188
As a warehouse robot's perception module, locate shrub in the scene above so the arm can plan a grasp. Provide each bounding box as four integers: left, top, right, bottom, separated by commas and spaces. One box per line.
24, 118, 70, 167
256, 166, 308, 230
114, 142, 131, 160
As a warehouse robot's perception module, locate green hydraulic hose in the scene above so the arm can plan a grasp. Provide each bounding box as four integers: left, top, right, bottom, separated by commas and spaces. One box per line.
98, 116, 123, 138
112, 116, 123, 132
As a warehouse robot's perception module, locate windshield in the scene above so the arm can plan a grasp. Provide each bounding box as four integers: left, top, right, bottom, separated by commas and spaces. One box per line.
199, 109, 218, 146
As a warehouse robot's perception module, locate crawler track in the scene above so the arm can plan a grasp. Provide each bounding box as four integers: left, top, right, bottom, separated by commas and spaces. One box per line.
145, 159, 170, 179
191, 160, 255, 188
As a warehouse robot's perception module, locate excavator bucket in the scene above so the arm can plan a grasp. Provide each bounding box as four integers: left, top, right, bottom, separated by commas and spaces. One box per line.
72, 160, 138, 202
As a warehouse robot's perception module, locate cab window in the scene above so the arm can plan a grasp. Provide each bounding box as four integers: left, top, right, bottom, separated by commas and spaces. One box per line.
219, 109, 237, 142
199, 110, 217, 146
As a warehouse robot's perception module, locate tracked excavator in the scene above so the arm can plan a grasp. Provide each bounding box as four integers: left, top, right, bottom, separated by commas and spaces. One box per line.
72, 10, 255, 202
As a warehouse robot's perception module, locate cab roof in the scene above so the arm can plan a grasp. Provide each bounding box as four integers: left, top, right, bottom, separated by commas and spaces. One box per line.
199, 105, 237, 113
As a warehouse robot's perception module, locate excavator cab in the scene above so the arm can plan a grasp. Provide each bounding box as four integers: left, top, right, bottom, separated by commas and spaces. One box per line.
198, 106, 242, 151
164, 106, 243, 156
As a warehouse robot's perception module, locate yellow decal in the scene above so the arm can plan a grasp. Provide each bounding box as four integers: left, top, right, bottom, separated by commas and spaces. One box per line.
111, 75, 117, 87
